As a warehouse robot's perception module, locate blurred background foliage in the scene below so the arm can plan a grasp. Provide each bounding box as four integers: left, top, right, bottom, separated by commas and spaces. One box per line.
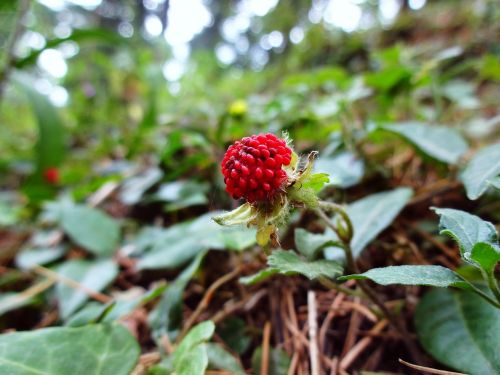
1, 0, 498, 212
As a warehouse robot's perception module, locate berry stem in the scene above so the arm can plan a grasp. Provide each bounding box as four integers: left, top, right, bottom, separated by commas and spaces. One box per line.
317, 201, 353, 243
314, 204, 425, 363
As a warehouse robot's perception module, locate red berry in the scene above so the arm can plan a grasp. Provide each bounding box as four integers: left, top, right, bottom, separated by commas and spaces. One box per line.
43, 167, 59, 185
221, 133, 292, 202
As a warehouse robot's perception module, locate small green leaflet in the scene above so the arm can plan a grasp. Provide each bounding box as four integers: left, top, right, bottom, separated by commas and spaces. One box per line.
432, 207, 498, 259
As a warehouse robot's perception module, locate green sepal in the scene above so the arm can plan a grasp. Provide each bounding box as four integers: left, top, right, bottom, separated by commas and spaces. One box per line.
212, 203, 258, 226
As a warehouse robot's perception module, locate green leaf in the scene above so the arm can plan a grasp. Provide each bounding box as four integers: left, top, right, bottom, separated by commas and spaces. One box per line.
344, 188, 413, 258
300, 173, 330, 192
0, 291, 37, 317
415, 289, 500, 375
315, 152, 365, 188
339, 265, 471, 289
56, 259, 118, 320
153, 180, 209, 212
66, 283, 167, 327
294, 228, 341, 260
137, 212, 255, 270
148, 252, 206, 342
174, 344, 208, 375
217, 318, 251, 355
119, 167, 163, 205
239, 268, 279, 285
15, 246, 66, 270
206, 343, 245, 375
13, 73, 65, 174
267, 250, 343, 280
432, 208, 498, 259
172, 321, 215, 375
59, 205, 120, 256
460, 143, 500, 200
0, 323, 140, 375
470, 242, 500, 274
380, 122, 468, 164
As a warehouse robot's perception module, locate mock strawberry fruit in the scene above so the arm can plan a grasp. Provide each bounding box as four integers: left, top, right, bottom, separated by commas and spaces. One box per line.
43, 167, 59, 185
221, 133, 292, 202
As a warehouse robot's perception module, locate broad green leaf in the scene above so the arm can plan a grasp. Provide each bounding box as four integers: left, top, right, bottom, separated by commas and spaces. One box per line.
380, 122, 468, 164
239, 268, 279, 285
294, 228, 341, 260
470, 242, 500, 274
15, 246, 66, 270
315, 152, 365, 188
251, 347, 291, 375
460, 143, 500, 200
172, 321, 215, 375
56, 259, 118, 320
415, 289, 500, 375
343, 188, 413, 258
206, 343, 245, 375
267, 250, 343, 280
339, 265, 471, 289
432, 208, 498, 259
149, 252, 206, 342
0, 323, 140, 375
59, 205, 120, 256
137, 212, 255, 270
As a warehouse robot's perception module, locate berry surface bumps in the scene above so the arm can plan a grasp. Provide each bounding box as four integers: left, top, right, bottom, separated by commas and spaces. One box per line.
221, 133, 292, 202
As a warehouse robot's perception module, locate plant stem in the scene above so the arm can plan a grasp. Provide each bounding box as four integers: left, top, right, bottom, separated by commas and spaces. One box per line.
469, 283, 500, 309
314, 204, 424, 362
318, 276, 364, 298
478, 269, 500, 308
317, 201, 353, 242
